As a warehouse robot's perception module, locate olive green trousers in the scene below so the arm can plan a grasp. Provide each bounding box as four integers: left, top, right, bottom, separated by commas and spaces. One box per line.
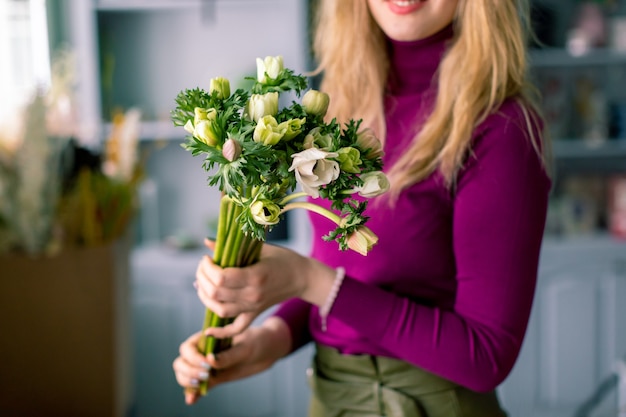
308, 344, 508, 417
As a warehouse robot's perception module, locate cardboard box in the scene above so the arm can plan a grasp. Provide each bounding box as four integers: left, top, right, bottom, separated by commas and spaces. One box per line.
0, 238, 133, 417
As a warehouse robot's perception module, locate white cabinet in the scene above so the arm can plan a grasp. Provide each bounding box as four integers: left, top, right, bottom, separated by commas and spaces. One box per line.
131, 245, 314, 417
499, 236, 626, 417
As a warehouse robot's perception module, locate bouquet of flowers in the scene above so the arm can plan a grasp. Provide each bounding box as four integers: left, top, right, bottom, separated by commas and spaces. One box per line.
171, 56, 388, 396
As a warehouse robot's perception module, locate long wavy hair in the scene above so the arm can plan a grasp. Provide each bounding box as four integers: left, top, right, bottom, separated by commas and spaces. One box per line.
311, 0, 550, 199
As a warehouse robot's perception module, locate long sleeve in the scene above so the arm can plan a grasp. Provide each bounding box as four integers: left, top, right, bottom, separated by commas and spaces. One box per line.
309, 103, 551, 392
273, 297, 313, 352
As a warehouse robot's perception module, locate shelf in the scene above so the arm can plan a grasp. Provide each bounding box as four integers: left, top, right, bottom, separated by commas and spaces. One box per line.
103, 120, 185, 141
530, 47, 626, 68
552, 139, 626, 160
96, 0, 282, 11
96, 0, 201, 10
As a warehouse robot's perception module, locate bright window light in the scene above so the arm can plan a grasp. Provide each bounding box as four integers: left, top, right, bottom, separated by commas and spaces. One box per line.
0, 0, 50, 119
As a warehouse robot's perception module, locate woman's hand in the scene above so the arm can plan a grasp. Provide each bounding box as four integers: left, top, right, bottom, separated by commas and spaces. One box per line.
195, 239, 336, 338
172, 317, 291, 405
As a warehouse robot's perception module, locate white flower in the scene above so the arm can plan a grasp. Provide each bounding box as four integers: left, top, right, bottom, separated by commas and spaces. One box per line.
185, 107, 221, 146
256, 55, 284, 84
356, 171, 389, 198
253, 115, 286, 146
246, 92, 279, 122
278, 117, 306, 141
289, 148, 339, 198
183, 119, 195, 135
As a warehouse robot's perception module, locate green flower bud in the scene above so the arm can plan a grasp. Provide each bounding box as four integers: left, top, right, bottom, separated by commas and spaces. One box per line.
250, 199, 281, 225
336, 147, 362, 174
246, 92, 279, 122
194, 107, 208, 123
256, 55, 284, 84
278, 117, 306, 141
253, 115, 286, 146
209, 77, 231, 100
303, 127, 333, 150
194, 107, 217, 125
302, 89, 330, 117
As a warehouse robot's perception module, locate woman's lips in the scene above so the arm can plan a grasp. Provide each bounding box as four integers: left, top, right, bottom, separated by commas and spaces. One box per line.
387, 0, 426, 15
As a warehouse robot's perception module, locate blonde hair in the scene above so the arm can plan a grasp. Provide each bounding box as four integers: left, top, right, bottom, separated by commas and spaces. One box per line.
311, 0, 549, 199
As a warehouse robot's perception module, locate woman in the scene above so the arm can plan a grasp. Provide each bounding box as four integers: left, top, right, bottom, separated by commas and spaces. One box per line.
173, 0, 551, 415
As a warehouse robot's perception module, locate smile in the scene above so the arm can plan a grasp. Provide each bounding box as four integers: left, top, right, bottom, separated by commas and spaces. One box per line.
391, 0, 425, 6
387, 0, 426, 14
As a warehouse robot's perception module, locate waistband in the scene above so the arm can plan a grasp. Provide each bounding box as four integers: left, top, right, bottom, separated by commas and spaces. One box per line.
308, 343, 506, 417
314, 343, 458, 395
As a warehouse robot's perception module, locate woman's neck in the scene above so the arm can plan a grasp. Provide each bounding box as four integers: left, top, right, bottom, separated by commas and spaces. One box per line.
386, 24, 454, 96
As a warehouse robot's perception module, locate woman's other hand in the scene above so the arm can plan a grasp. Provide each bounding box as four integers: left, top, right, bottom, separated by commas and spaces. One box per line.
172, 317, 291, 405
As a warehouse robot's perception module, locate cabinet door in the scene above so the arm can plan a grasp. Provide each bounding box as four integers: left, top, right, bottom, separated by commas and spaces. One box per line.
498, 239, 626, 417
132, 249, 200, 417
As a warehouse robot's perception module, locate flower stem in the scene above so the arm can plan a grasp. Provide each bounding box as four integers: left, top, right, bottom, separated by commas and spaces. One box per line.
212, 195, 232, 265
196, 194, 263, 396
279, 191, 308, 205
281, 201, 342, 225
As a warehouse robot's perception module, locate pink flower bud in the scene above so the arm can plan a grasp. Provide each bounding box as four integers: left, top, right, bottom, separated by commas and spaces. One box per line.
222, 138, 242, 162
347, 226, 378, 256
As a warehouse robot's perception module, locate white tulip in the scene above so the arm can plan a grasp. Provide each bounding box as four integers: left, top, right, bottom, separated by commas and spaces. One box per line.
356, 171, 389, 198
246, 92, 279, 122
256, 55, 284, 83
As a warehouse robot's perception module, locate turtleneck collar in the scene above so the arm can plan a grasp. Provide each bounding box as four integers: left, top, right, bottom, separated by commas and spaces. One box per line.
387, 24, 454, 96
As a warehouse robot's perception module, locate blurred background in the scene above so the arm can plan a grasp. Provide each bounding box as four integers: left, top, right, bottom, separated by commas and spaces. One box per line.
0, 1, 625, 416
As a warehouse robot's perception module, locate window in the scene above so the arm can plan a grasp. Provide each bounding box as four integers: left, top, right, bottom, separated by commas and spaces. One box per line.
0, 0, 50, 117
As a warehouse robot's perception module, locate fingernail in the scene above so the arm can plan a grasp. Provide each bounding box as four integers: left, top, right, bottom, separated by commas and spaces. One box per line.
190, 378, 199, 387
198, 371, 209, 380
200, 361, 211, 370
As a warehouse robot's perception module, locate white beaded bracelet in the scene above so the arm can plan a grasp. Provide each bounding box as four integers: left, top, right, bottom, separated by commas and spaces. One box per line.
319, 267, 346, 332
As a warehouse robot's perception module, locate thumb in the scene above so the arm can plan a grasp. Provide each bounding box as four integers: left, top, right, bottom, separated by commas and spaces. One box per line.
184, 388, 200, 405
204, 237, 216, 251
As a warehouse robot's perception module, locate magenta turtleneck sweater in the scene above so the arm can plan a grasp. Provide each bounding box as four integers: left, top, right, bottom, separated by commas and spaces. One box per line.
274, 26, 551, 392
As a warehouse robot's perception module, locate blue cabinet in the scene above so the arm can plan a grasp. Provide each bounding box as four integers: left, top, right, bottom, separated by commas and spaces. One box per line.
499, 236, 626, 417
